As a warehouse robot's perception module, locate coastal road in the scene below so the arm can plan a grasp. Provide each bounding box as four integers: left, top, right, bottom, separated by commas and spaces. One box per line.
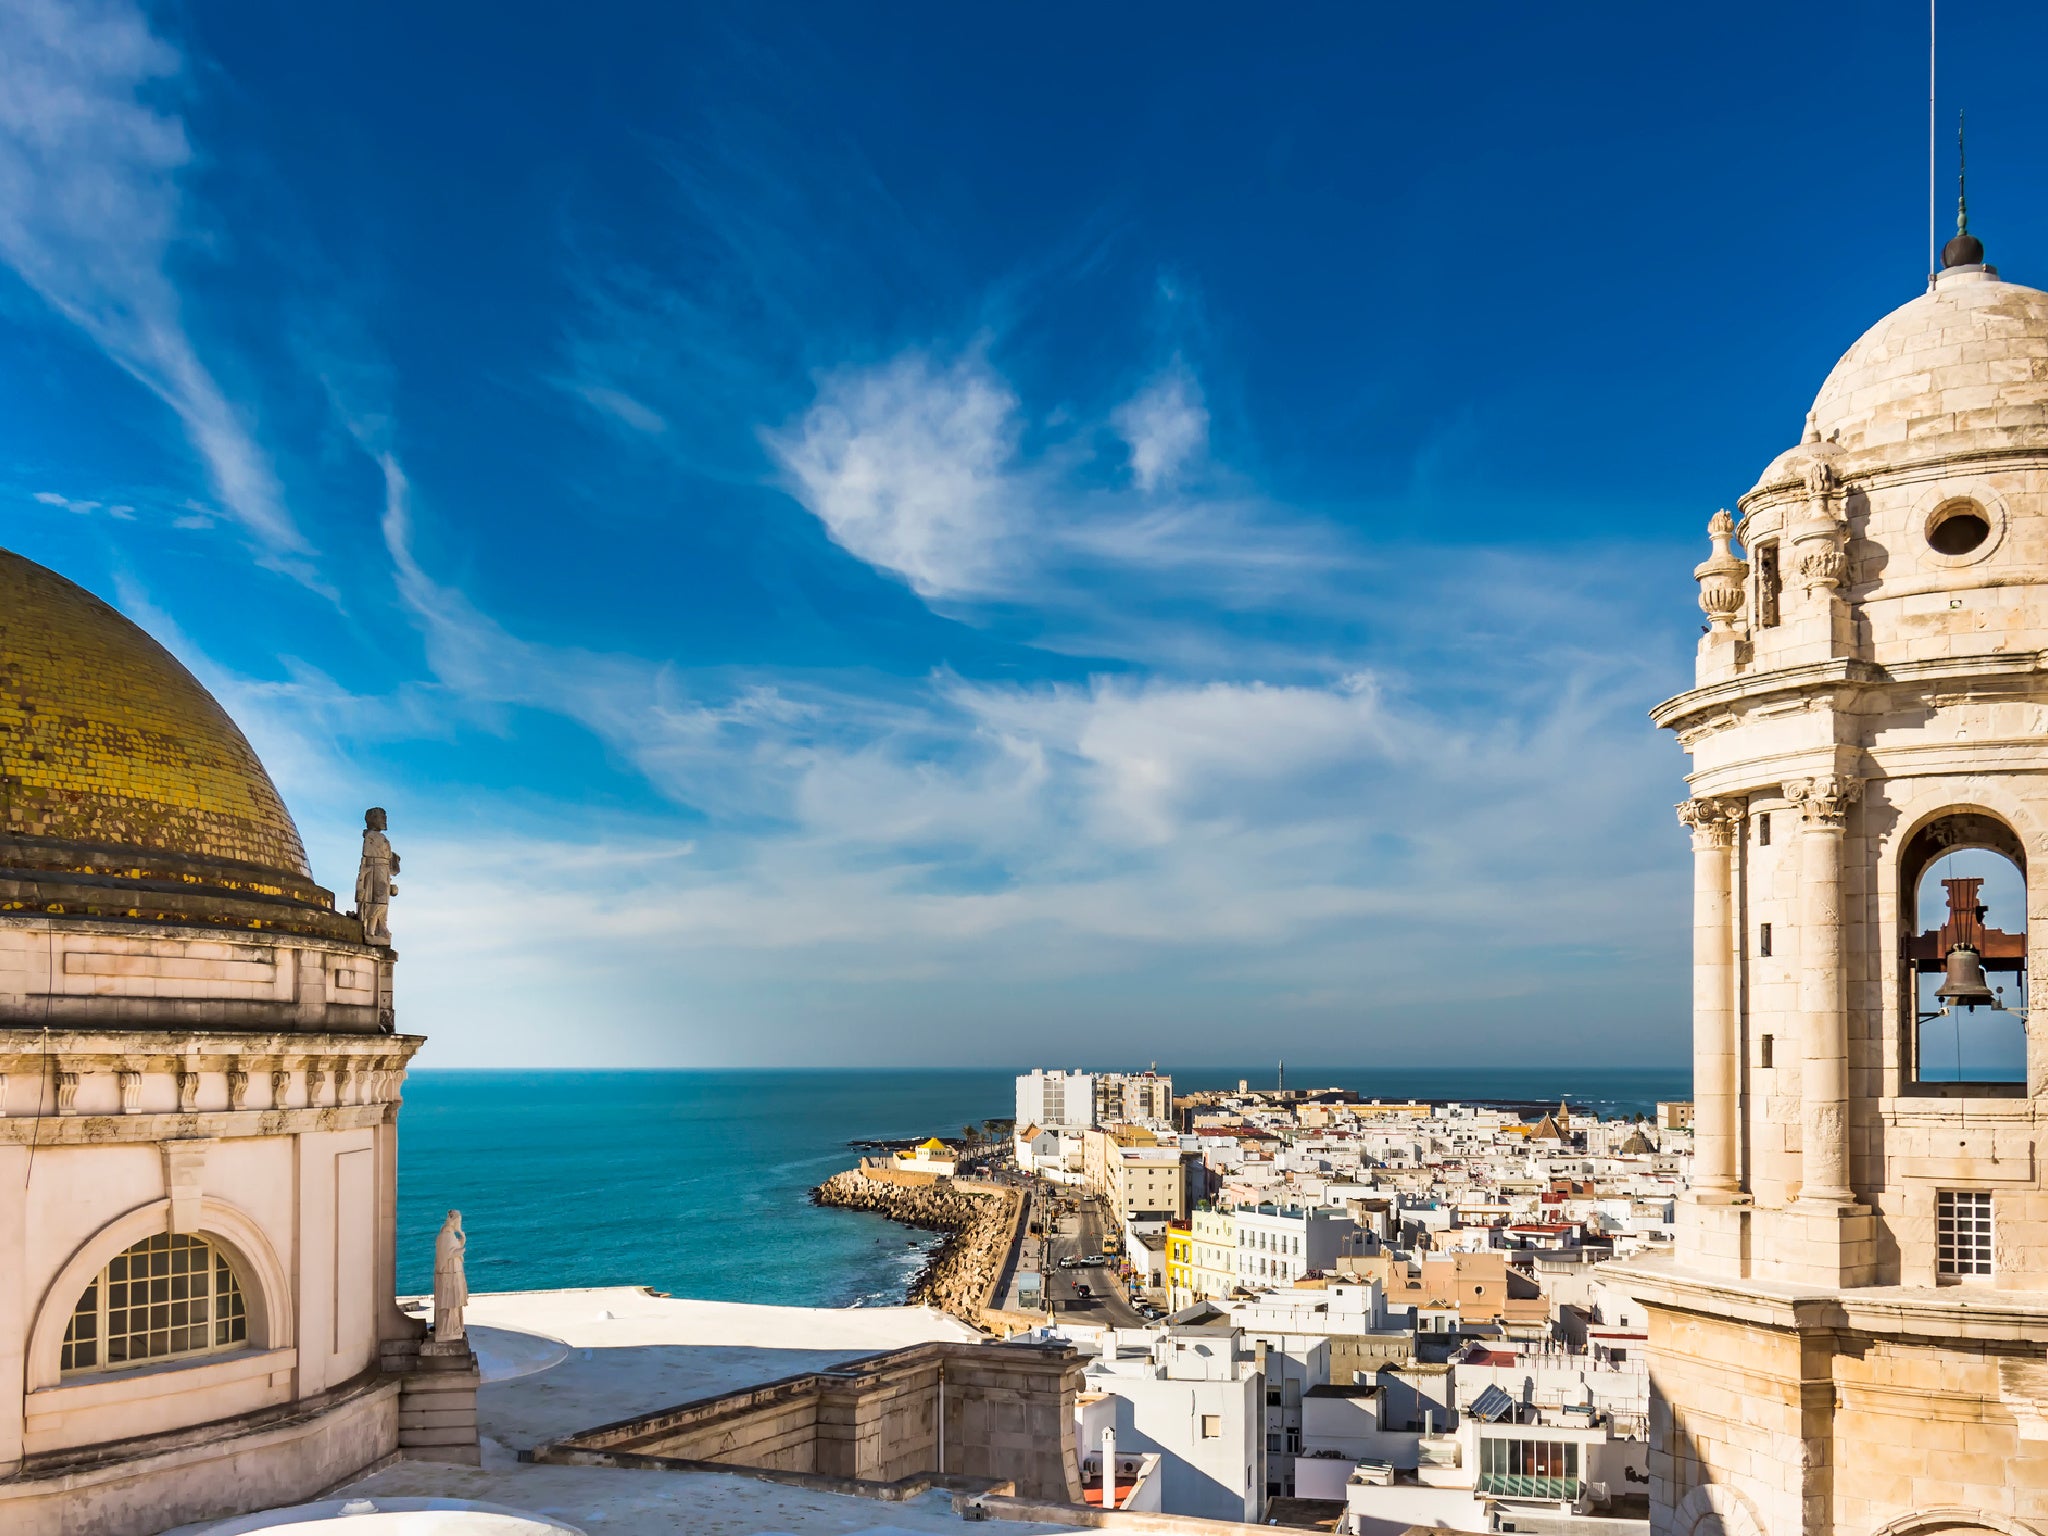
1042, 1193, 1151, 1330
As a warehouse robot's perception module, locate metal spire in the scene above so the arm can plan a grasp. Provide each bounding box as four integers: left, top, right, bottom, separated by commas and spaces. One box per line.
1939, 108, 1985, 269
1957, 109, 1969, 238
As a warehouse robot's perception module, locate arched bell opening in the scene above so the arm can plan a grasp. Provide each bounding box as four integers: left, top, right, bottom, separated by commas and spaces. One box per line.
1901, 813, 2028, 1086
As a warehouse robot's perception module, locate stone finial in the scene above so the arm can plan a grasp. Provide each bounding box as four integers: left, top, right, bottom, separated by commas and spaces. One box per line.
1694, 511, 1749, 631
1802, 456, 1838, 504
1783, 775, 1862, 828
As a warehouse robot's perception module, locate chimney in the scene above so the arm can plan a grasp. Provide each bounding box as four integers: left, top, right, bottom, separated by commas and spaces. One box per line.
1102, 1426, 1117, 1510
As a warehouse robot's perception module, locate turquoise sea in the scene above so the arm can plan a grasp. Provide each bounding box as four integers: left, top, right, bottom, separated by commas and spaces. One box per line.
393, 1067, 1689, 1302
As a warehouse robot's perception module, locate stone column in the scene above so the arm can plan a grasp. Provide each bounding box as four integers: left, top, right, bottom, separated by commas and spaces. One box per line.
1785, 775, 1861, 1205
1678, 797, 1744, 1198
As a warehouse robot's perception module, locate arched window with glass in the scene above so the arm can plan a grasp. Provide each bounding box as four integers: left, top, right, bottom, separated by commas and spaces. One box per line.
61, 1233, 249, 1374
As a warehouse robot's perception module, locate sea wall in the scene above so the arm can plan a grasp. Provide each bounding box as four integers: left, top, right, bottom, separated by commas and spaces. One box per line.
812, 1170, 1023, 1323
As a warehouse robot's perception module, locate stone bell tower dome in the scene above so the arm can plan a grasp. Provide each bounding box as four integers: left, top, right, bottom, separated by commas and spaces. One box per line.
1614, 238, 2048, 1536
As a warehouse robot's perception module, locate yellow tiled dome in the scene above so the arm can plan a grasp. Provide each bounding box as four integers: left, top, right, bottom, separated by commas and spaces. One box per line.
0, 546, 310, 878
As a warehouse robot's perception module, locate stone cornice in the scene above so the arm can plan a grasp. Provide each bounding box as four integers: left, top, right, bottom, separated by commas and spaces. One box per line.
1740, 448, 2048, 519
1653, 650, 2048, 736
0, 1030, 425, 1069
0, 1103, 395, 1143
1605, 1254, 2048, 1343
1650, 658, 1878, 732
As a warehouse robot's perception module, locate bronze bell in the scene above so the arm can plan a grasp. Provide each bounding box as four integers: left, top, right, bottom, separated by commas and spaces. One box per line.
1936, 944, 1997, 1011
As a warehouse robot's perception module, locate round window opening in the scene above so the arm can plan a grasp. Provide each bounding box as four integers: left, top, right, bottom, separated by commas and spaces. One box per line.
1927, 500, 1992, 556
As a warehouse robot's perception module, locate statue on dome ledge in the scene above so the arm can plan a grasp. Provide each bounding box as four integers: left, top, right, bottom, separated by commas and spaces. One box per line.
355, 806, 400, 945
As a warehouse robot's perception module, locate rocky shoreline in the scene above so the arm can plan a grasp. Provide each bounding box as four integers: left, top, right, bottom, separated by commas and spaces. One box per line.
811, 1169, 1019, 1323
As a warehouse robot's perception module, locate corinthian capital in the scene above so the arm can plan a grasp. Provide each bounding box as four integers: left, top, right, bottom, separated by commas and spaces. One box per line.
1783, 775, 1862, 828
1676, 796, 1744, 850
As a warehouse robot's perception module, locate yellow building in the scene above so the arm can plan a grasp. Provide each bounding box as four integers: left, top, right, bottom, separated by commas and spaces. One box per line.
1165, 1221, 1193, 1311
893, 1137, 958, 1177
1188, 1206, 1238, 1302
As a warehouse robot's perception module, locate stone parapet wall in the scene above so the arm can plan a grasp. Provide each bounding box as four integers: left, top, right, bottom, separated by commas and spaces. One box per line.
0, 1374, 398, 1536
540, 1340, 1082, 1504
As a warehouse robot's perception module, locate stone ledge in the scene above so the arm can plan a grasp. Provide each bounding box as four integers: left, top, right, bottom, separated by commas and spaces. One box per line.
0, 1104, 396, 1143
1606, 1253, 2048, 1341
0, 1029, 425, 1063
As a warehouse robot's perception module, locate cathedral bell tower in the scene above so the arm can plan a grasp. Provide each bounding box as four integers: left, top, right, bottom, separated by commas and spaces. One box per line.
1614, 234, 2048, 1536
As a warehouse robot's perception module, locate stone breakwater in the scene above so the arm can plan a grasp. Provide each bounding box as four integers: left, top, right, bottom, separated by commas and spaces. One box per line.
810, 1170, 1021, 1323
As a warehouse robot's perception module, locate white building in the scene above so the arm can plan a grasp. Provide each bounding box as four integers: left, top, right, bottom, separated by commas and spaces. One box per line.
1079, 1323, 1266, 1522
1233, 1203, 1360, 1286
1015, 1069, 1096, 1133
1015, 1070, 1096, 1170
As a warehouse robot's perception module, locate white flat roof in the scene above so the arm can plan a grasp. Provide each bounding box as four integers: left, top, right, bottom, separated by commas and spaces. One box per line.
406, 1286, 981, 1453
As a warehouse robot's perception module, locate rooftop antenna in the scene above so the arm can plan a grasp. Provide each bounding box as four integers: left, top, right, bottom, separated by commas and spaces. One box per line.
1928, 0, 1937, 283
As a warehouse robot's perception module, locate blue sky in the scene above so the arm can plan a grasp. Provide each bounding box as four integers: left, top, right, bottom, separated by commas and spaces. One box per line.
2, 1, 2036, 1068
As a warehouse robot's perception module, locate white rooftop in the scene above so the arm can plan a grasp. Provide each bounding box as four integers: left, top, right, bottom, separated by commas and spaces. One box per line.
173, 1289, 1049, 1536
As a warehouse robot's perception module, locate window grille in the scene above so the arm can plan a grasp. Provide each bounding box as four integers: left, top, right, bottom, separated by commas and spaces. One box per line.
1937, 1191, 1992, 1277
1758, 812, 1771, 847
1759, 922, 1772, 957
61, 1233, 247, 1373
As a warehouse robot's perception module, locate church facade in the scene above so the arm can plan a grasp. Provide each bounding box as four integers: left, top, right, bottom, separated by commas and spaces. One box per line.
0, 550, 472, 1534
1617, 237, 2048, 1536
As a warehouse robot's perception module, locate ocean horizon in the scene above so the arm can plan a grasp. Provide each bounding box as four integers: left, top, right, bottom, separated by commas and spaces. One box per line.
394, 1065, 1690, 1302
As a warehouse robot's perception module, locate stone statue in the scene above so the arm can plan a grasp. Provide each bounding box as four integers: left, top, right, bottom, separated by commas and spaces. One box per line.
355, 807, 399, 946
433, 1210, 468, 1344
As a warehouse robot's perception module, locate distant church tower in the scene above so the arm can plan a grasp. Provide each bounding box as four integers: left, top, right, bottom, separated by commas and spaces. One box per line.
1620, 225, 2048, 1536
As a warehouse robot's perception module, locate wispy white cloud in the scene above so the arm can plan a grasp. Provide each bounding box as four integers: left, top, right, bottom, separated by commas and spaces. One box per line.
0, 0, 306, 564
1114, 358, 1208, 493
764, 344, 1343, 620
560, 378, 669, 436
134, 467, 1687, 1063
766, 349, 1025, 601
